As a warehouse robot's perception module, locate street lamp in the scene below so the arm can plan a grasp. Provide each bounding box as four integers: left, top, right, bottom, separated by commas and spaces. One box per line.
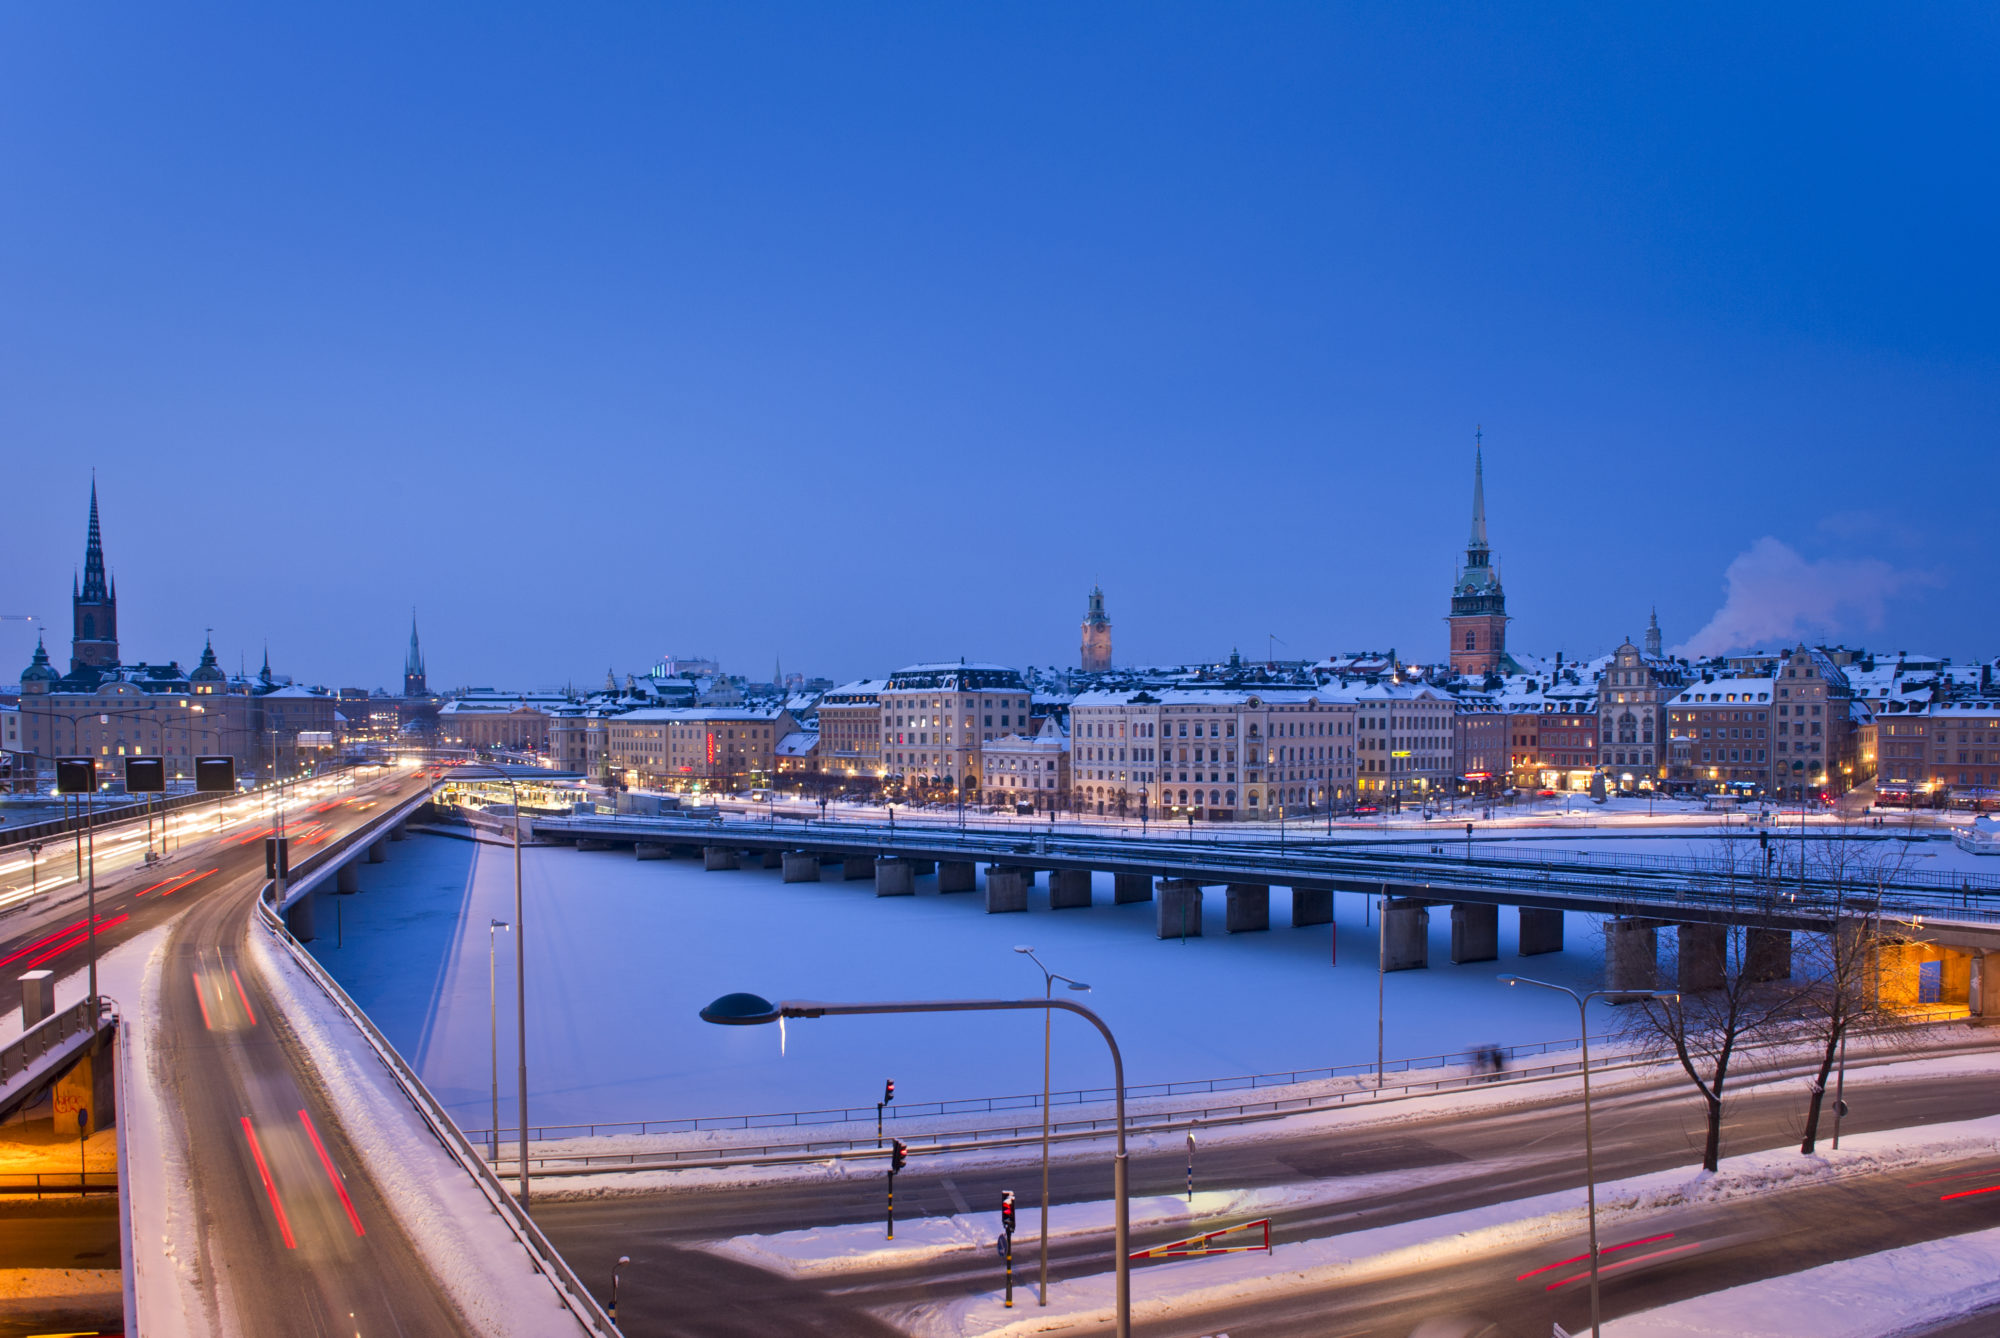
609, 1254, 631, 1321
1498, 975, 1679, 1338
1013, 945, 1091, 1307
446, 764, 532, 1209
699, 990, 1133, 1338
488, 919, 511, 1161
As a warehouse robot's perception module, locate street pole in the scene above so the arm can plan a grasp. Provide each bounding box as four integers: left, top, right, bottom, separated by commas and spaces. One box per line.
1376, 885, 1386, 1091
490, 919, 511, 1161
1501, 976, 1678, 1338
513, 773, 529, 1208
1014, 946, 1089, 1307
86, 790, 96, 1011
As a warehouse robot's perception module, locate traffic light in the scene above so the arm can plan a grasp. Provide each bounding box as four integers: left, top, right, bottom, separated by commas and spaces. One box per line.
890, 1139, 907, 1173
1000, 1190, 1016, 1235
883, 1078, 895, 1105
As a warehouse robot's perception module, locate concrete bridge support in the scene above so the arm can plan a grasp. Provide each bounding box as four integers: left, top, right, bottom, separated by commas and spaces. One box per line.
285, 892, 316, 943
843, 857, 874, 881
876, 859, 915, 896
910, 859, 936, 876
1156, 880, 1203, 939
635, 843, 672, 861
1605, 919, 1660, 996
1226, 884, 1270, 933
703, 847, 739, 871
1677, 923, 1728, 992
390, 820, 407, 842
1114, 874, 1153, 904
782, 852, 821, 883
1382, 899, 1430, 971
576, 838, 615, 851
367, 839, 387, 864
335, 863, 360, 894
1450, 903, 1498, 964
758, 850, 784, 869
1050, 869, 1092, 910
985, 867, 1029, 914
1518, 908, 1564, 956
939, 861, 977, 893
1290, 887, 1332, 927
1746, 928, 1793, 982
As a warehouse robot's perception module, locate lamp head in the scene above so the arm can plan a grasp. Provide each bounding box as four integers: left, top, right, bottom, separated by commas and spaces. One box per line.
1013, 944, 1033, 954
491, 919, 510, 931
1066, 979, 1092, 993
700, 992, 781, 1026
617, 1255, 631, 1266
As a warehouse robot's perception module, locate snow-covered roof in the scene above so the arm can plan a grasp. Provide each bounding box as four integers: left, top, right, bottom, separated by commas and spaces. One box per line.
775, 730, 818, 758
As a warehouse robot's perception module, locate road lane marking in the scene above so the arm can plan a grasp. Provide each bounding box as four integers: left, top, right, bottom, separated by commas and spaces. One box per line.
231, 969, 257, 1026
193, 972, 214, 1030
299, 1109, 365, 1237
241, 1117, 297, 1249
941, 1177, 973, 1215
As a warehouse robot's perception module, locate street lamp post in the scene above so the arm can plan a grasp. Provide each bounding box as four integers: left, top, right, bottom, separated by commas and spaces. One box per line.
1013, 945, 1091, 1306
609, 1254, 630, 1321
1499, 975, 1678, 1338
700, 991, 1134, 1338
488, 918, 511, 1161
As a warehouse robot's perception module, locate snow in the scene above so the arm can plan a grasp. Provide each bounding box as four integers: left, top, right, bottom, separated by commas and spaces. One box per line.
1601, 1230, 2000, 1337
308, 834, 1622, 1132
246, 921, 595, 1337
877, 1108, 2000, 1336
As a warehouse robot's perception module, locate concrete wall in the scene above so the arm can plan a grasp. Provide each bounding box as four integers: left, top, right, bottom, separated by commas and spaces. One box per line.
1449, 903, 1498, 964
876, 859, 915, 896
1382, 899, 1429, 971
1225, 884, 1269, 933
1050, 869, 1092, 910
1157, 880, 1202, 938
986, 867, 1028, 914
1290, 887, 1332, 927
1605, 919, 1659, 994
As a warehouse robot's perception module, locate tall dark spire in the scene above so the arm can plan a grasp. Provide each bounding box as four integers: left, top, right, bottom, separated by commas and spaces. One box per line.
403, 609, 428, 697
81, 477, 109, 602
70, 475, 120, 675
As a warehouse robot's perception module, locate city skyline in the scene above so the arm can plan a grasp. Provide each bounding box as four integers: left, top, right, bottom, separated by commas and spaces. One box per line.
4, 8, 1994, 687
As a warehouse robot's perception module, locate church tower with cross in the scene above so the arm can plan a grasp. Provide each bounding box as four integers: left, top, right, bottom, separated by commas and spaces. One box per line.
1447, 429, 1510, 677
71, 478, 120, 675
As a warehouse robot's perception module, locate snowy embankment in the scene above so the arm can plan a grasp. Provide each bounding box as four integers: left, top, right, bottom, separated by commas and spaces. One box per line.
245, 923, 597, 1337
1602, 1231, 2000, 1337
702, 1106, 2000, 1337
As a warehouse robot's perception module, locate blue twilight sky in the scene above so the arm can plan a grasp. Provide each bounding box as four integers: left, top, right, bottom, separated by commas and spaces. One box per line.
3, 6, 1996, 691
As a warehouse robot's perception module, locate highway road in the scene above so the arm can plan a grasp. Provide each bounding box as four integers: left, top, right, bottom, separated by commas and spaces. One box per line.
536, 1038, 2000, 1336
0, 765, 492, 1336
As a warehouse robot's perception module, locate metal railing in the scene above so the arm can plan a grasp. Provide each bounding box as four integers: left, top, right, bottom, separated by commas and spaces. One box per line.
257, 792, 620, 1335
0, 1171, 117, 1198
0, 996, 108, 1086
461, 1030, 1620, 1144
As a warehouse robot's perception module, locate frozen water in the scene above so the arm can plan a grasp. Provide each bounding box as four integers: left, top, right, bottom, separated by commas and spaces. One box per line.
309, 835, 1622, 1132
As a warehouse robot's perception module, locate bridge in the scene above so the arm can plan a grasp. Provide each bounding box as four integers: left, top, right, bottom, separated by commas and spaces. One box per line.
508, 808, 2000, 1007
0, 764, 618, 1336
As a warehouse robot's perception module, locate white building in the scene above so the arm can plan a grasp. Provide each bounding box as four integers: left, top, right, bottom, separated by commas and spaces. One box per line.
980, 718, 1069, 811
877, 663, 1033, 795
1354, 681, 1457, 801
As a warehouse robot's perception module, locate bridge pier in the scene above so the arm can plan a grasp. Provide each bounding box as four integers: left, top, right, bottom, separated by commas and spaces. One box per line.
1050, 869, 1092, 910
1382, 899, 1429, 971
910, 859, 936, 876
390, 820, 407, 842
876, 859, 915, 896
1290, 887, 1332, 927
782, 851, 822, 883
843, 856, 874, 881
1450, 903, 1498, 964
1156, 880, 1203, 938
367, 839, 386, 863
1226, 884, 1270, 933
985, 867, 1029, 914
335, 863, 360, 894
285, 892, 317, 943
1605, 919, 1660, 996
635, 842, 672, 861
939, 861, 977, 893
576, 838, 615, 851
1746, 928, 1793, 982
703, 847, 739, 871
1677, 923, 1727, 992
755, 849, 782, 869
1518, 907, 1564, 956
1113, 873, 1153, 904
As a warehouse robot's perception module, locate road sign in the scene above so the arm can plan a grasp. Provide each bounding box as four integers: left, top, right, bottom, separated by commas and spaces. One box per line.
124, 756, 166, 793
194, 756, 236, 793
56, 757, 95, 794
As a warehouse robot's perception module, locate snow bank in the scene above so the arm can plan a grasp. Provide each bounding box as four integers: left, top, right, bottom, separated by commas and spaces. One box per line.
245, 924, 593, 1337
1602, 1228, 2000, 1337
879, 1110, 2000, 1336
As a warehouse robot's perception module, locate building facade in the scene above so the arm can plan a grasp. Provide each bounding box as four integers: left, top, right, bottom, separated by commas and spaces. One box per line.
1597, 639, 1685, 789
980, 719, 1070, 811
1355, 682, 1456, 800
1773, 645, 1853, 799
877, 663, 1032, 796
1667, 678, 1775, 794
1453, 697, 1507, 794
608, 706, 796, 792
815, 678, 887, 786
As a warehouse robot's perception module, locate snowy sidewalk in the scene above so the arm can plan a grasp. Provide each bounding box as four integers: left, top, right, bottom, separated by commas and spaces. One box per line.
717, 1109, 2000, 1336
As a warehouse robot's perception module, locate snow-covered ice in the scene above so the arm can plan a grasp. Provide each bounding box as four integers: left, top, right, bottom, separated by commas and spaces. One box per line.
309, 834, 1624, 1130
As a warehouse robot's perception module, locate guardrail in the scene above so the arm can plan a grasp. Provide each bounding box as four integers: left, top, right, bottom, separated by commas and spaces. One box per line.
0, 997, 107, 1087
0, 1171, 117, 1198
257, 791, 620, 1336
462, 1030, 1621, 1144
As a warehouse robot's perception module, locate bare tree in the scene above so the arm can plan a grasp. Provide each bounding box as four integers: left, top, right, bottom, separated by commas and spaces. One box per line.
1621, 832, 1808, 1172
1791, 823, 1917, 1154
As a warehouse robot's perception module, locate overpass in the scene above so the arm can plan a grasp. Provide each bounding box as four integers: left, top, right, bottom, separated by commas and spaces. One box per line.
513, 809, 2000, 1005
0, 765, 619, 1336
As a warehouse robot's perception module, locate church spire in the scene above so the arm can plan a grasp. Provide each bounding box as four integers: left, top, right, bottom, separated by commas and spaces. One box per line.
1468, 426, 1489, 552
80, 476, 109, 602
403, 609, 428, 697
